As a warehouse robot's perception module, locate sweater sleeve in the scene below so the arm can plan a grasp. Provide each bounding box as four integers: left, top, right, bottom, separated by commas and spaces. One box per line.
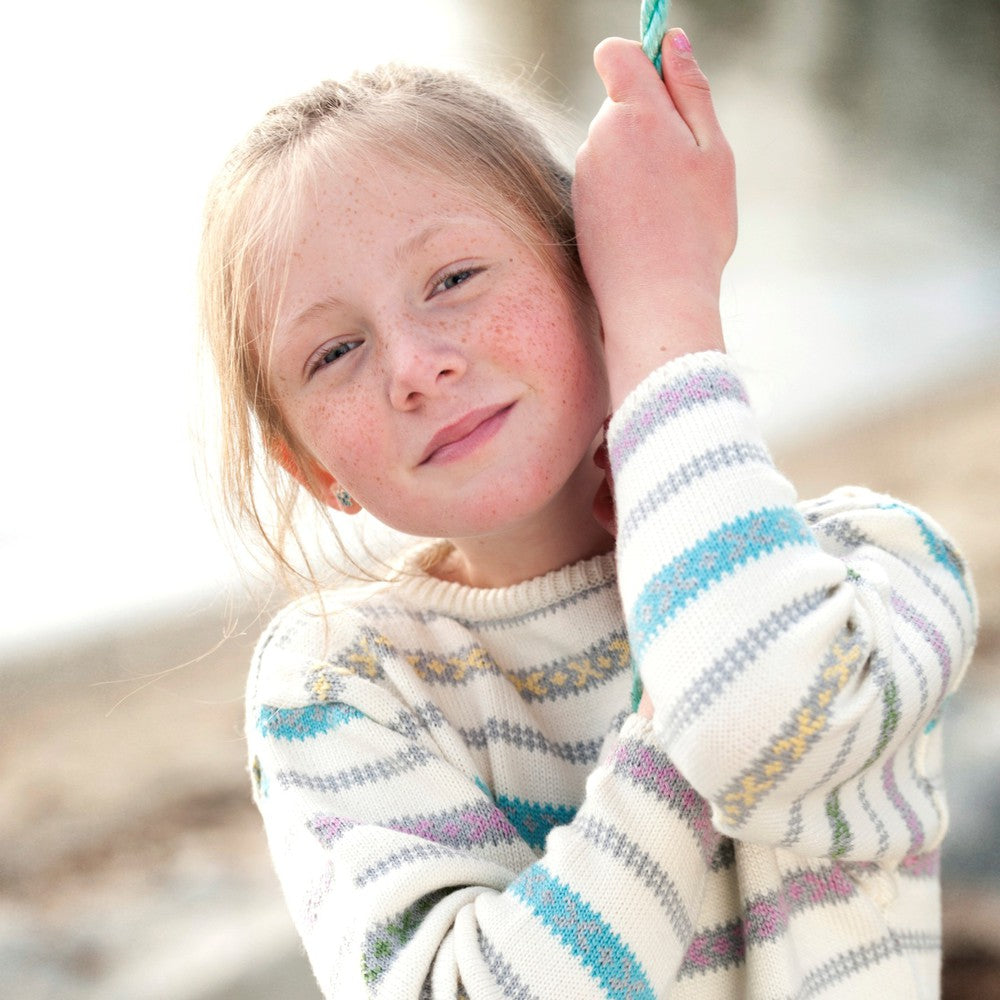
607, 351, 978, 863
247, 603, 716, 999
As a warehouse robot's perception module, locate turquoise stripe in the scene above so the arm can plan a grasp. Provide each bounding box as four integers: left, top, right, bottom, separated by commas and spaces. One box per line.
629, 507, 816, 657
496, 794, 576, 850
510, 866, 655, 1000
877, 502, 973, 607
258, 702, 363, 740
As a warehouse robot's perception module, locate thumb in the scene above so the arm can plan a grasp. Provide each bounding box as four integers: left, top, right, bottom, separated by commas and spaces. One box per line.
593, 36, 663, 104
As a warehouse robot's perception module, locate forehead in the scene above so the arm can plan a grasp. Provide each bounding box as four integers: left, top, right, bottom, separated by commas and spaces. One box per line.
270, 159, 504, 332
282, 149, 557, 286
283, 159, 498, 293
293, 149, 513, 240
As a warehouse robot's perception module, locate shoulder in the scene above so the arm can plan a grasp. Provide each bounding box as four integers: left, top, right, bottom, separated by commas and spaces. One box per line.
246, 578, 402, 708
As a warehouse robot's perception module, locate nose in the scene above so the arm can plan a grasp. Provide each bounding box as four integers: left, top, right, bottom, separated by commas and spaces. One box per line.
383, 322, 467, 410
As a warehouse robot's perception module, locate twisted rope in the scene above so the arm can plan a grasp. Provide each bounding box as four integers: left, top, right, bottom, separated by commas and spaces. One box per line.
640, 0, 670, 72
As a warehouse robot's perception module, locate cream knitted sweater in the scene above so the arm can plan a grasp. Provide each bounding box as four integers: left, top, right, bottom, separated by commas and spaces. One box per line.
246, 352, 976, 999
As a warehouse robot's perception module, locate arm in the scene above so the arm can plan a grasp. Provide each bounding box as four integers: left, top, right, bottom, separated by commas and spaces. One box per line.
248, 603, 714, 999
575, 31, 976, 863
607, 352, 977, 861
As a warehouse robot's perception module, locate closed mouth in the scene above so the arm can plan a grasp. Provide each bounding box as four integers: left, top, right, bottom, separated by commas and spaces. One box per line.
419, 403, 514, 466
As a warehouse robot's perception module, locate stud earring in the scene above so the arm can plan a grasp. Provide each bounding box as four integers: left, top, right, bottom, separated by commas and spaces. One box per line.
334, 487, 355, 510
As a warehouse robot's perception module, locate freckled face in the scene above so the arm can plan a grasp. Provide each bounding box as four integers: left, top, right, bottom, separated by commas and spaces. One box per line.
268, 158, 609, 539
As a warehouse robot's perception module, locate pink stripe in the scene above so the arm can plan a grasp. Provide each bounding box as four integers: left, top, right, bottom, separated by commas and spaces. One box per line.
890, 591, 952, 690
900, 849, 940, 878
615, 743, 719, 862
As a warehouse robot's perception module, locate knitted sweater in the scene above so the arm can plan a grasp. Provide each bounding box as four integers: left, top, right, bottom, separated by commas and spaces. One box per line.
246, 352, 976, 999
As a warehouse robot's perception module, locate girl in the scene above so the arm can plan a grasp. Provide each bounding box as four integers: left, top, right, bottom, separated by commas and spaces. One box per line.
200, 28, 976, 1000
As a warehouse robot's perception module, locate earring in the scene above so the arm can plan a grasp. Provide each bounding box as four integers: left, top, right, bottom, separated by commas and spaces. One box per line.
334, 487, 355, 510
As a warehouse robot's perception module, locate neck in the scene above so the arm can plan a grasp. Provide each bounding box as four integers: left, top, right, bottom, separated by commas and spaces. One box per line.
433, 458, 615, 589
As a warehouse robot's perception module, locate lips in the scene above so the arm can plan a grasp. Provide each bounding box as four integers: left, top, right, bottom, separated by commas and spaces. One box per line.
419, 403, 514, 466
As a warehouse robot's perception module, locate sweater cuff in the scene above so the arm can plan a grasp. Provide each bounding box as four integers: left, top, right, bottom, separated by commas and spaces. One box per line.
606, 351, 746, 474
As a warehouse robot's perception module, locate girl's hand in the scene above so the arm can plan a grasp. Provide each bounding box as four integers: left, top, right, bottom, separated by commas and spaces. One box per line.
574, 29, 737, 407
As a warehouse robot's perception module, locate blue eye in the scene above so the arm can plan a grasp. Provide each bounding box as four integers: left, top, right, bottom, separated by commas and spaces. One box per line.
442, 269, 473, 290
311, 339, 361, 374
433, 266, 483, 296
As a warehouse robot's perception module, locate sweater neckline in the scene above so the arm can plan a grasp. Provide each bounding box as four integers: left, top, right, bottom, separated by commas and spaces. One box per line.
385, 541, 619, 623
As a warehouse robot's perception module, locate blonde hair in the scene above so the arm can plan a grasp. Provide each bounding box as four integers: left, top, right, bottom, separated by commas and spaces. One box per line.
199, 64, 590, 585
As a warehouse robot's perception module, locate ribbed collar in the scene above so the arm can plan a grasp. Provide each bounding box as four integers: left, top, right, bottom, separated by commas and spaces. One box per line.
383, 542, 619, 623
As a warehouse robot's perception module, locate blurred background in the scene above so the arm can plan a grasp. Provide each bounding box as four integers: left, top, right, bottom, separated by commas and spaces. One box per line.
1, 0, 997, 996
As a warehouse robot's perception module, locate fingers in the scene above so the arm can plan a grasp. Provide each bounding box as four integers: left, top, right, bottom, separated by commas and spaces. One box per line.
659, 28, 724, 148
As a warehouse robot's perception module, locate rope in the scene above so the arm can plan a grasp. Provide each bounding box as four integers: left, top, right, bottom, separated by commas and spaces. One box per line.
640, 0, 670, 72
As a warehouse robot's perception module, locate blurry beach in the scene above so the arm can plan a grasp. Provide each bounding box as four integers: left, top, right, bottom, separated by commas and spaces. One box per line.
2, 1, 998, 997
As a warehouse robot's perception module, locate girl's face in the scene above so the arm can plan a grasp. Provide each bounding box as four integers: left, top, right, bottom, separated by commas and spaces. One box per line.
268, 157, 609, 541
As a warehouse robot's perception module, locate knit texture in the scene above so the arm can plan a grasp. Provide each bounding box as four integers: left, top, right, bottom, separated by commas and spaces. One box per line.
246, 352, 976, 999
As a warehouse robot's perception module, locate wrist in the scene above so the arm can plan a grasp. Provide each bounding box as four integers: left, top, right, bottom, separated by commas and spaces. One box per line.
601, 284, 724, 409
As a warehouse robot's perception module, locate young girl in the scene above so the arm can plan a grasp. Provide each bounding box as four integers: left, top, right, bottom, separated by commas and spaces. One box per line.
200, 28, 977, 1000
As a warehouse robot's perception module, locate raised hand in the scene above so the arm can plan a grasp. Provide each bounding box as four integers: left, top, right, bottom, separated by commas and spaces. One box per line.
573, 29, 737, 407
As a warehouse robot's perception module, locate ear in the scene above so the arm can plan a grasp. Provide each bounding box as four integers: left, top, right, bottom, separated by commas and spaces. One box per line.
268, 437, 361, 514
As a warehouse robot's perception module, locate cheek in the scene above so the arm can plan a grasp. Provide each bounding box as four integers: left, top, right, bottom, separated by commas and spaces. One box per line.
488, 278, 583, 370
516, 298, 607, 414
295, 386, 380, 475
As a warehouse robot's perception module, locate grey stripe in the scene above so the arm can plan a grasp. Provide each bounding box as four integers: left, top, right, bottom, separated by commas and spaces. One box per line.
897, 552, 972, 649
355, 841, 468, 888
857, 772, 891, 859
382, 702, 448, 741
617, 442, 771, 546
575, 815, 693, 941
783, 799, 805, 849
277, 744, 436, 794
460, 718, 605, 766
478, 932, 542, 1000
813, 517, 869, 552
893, 631, 930, 731
794, 931, 938, 999
665, 589, 830, 736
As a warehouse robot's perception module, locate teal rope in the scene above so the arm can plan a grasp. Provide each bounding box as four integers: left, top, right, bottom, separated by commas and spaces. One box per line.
640, 0, 670, 72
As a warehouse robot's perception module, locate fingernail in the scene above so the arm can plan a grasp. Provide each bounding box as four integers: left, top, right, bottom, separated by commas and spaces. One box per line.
669, 29, 692, 55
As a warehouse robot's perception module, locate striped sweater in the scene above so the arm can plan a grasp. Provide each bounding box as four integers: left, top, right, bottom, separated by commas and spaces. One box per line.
246, 351, 977, 999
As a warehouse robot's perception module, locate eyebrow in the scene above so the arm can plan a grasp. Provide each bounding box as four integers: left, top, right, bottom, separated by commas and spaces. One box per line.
288, 294, 345, 332
395, 223, 445, 266
396, 213, 491, 265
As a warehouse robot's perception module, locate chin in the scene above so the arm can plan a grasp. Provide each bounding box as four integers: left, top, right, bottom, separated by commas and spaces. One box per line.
374, 453, 589, 540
